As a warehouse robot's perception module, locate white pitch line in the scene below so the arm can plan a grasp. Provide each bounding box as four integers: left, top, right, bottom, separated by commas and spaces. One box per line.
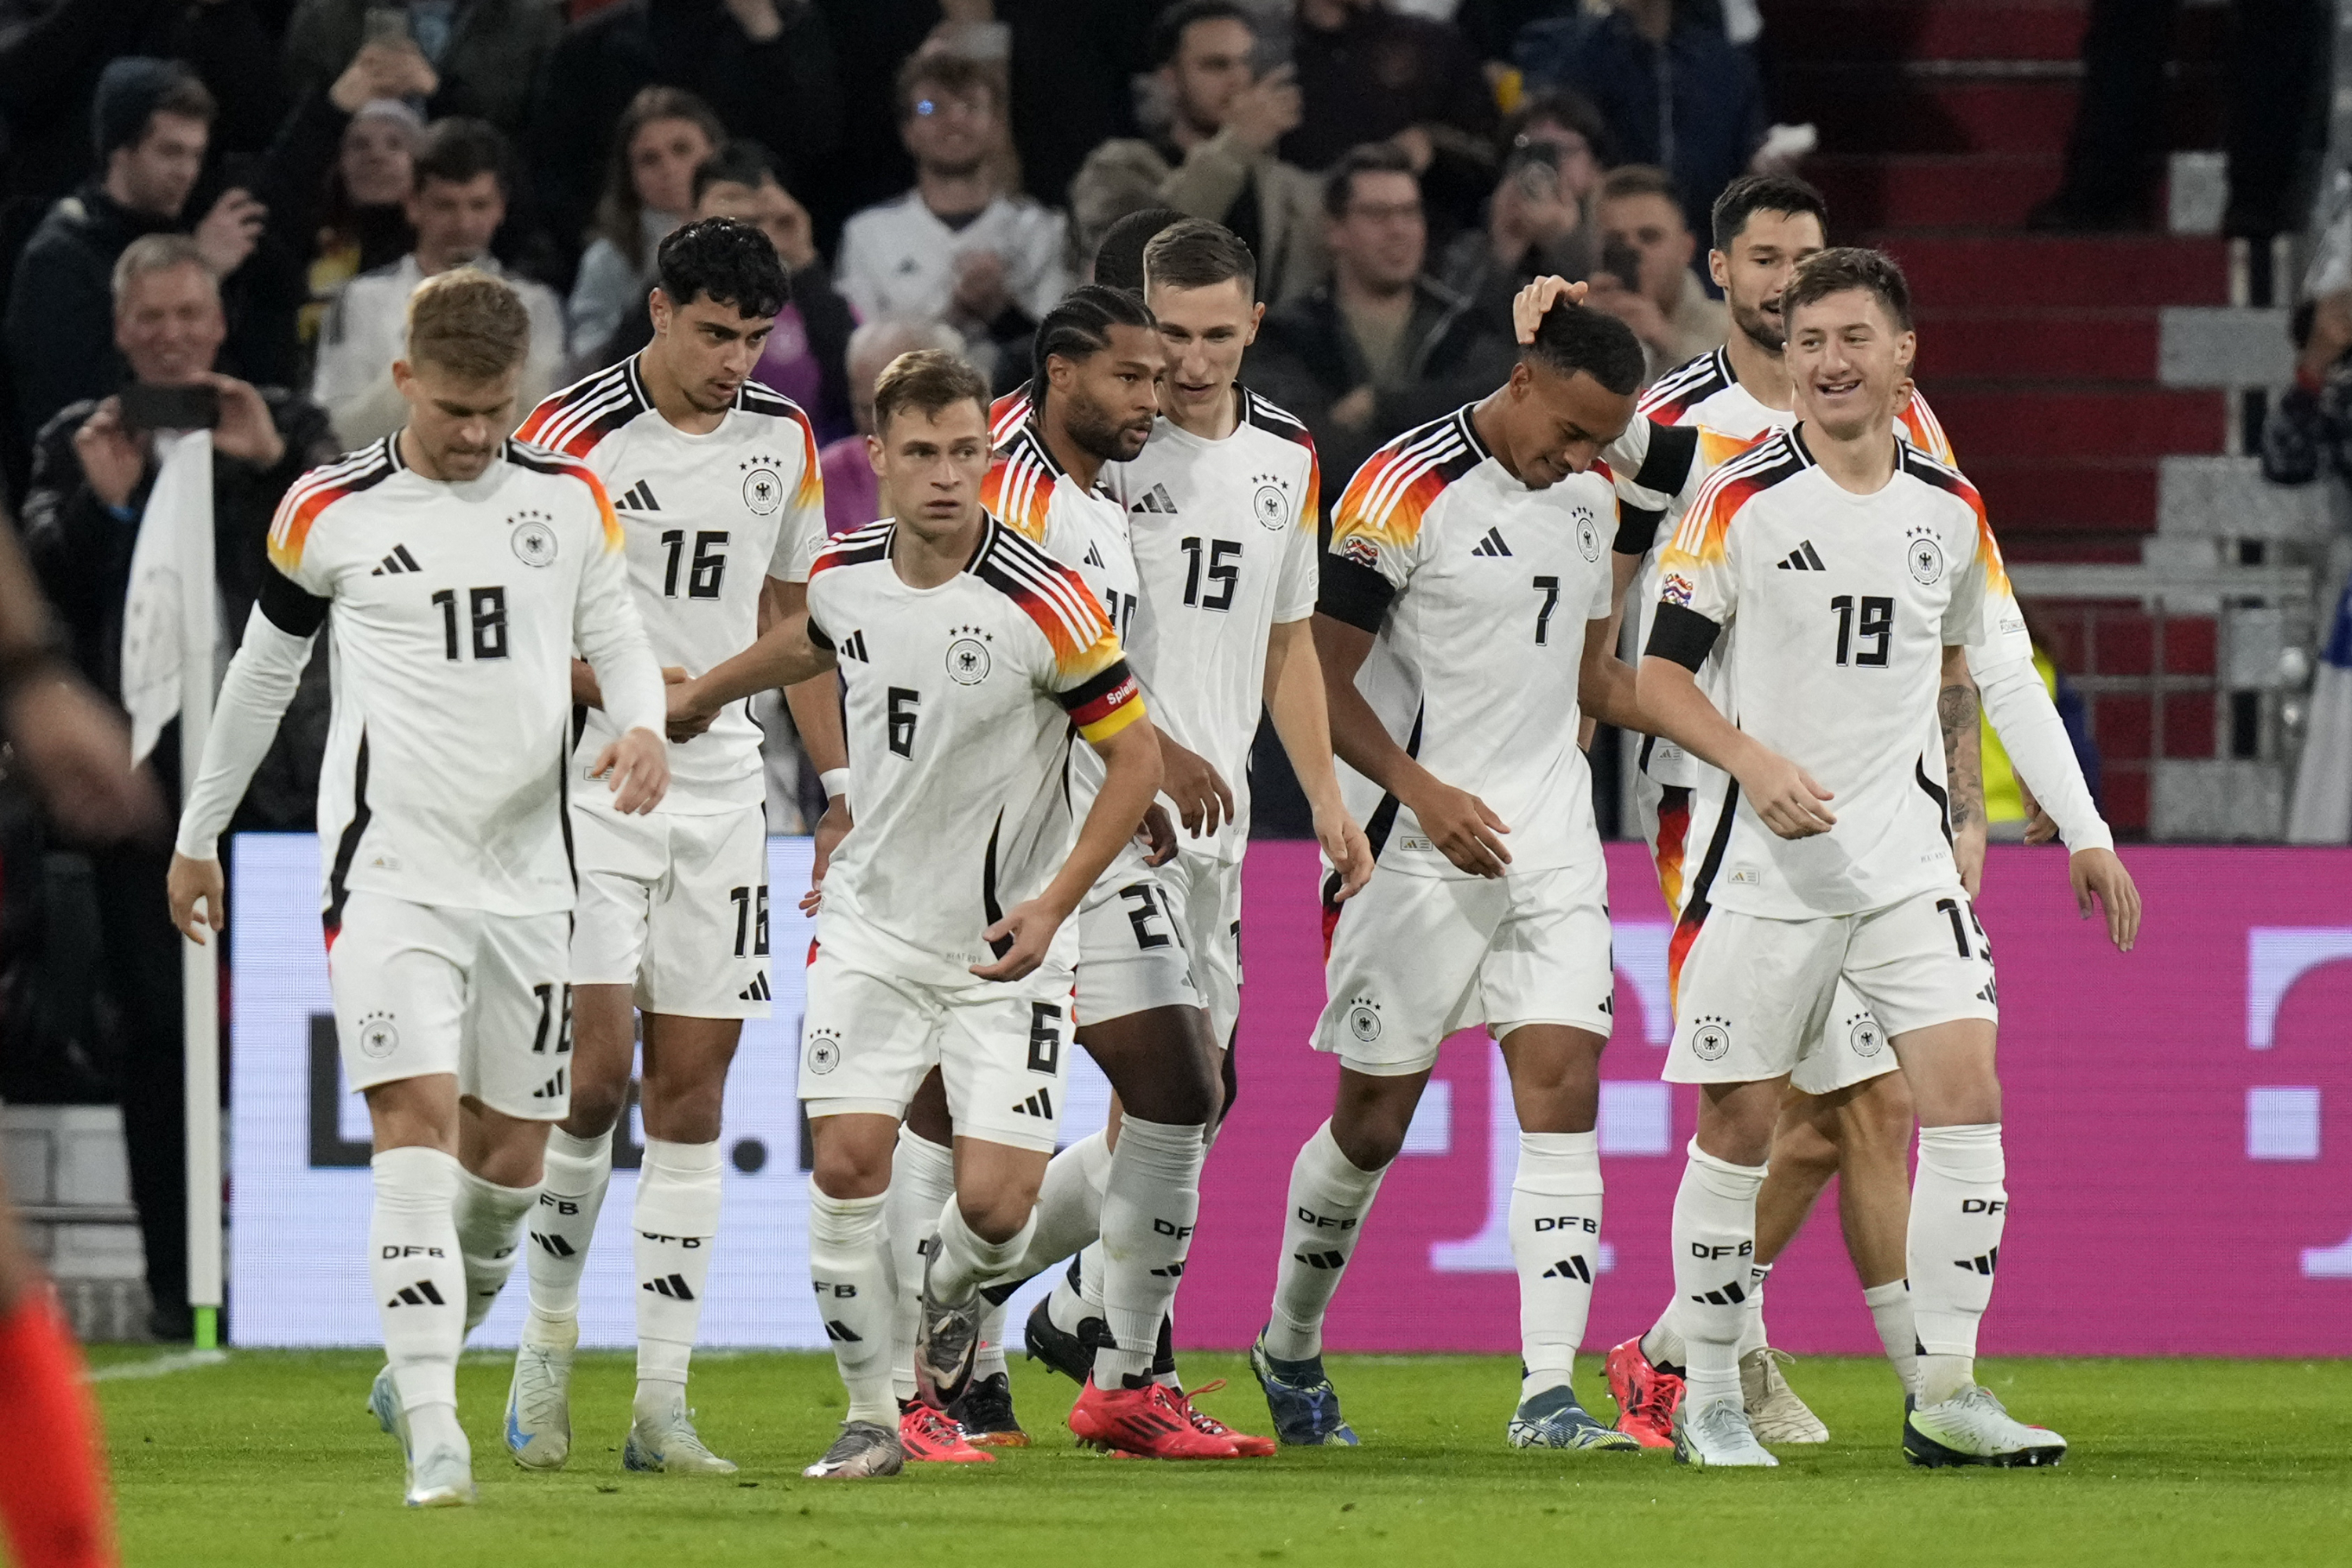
87, 1348, 230, 1382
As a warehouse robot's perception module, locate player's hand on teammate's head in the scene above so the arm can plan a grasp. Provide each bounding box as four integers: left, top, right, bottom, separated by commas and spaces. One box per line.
2070, 846, 2140, 953
167, 852, 226, 945
1403, 775, 1512, 878
1315, 803, 1374, 902
1953, 822, 1987, 898
1139, 802, 1179, 866
970, 897, 1062, 982
593, 728, 671, 814
1510, 275, 1591, 346
1158, 735, 1234, 837
1736, 748, 1836, 839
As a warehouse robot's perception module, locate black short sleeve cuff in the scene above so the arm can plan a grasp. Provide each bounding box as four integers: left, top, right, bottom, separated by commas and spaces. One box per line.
1614, 504, 1665, 557
1632, 421, 1700, 499
805, 614, 834, 653
1316, 554, 1396, 633
1645, 601, 1721, 671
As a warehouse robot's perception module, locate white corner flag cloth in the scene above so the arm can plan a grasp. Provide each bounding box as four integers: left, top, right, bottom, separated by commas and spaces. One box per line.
119, 429, 216, 766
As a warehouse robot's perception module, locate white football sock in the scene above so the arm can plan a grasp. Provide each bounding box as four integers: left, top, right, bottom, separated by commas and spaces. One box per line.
929, 1198, 1036, 1305
451, 1164, 536, 1334
633, 1138, 721, 1407
1909, 1123, 2005, 1405
1668, 1139, 1766, 1411
1736, 1263, 1773, 1359
1639, 1301, 1686, 1372
1863, 1278, 1919, 1398
974, 1298, 1011, 1381
371, 1146, 466, 1426
1262, 1120, 1388, 1363
1508, 1131, 1602, 1401
806, 1182, 895, 1428
524, 1126, 612, 1346
1094, 1115, 1204, 1387
884, 1127, 955, 1403
1020, 1130, 1112, 1288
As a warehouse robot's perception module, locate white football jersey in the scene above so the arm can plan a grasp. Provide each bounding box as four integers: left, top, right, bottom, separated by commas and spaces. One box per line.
1101, 387, 1321, 861
1651, 427, 2000, 918
804, 517, 1145, 985
517, 359, 827, 814
1322, 405, 1616, 880
1606, 350, 2027, 786
985, 416, 1142, 819
263, 436, 659, 919
836, 192, 1069, 328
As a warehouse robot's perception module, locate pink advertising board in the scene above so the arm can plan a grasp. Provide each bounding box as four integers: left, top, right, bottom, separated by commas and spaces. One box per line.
1177, 843, 2352, 1357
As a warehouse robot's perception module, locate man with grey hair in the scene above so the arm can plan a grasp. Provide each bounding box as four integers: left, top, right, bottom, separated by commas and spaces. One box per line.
18, 231, 339, 1343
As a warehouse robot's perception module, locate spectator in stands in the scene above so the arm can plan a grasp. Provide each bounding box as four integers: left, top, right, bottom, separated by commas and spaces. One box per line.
528, 0, 842, 276
1284, 0, 1499, 230
0, 0, 288, 212
298, 100, 424, 364
1586, 164, 1727, 381
283, 0, 564, 145
836, 50, 1067, 387
1128, 0, 1327, 304
18, 234, 339, 1343
310, 118, 564, 447
2029, 0, 2324, 238
3, 62, 267, 448
2261, 288, 2352, 485
1440, 88, 1609, 332
1515, 0, 1768, 244
818, 315, 966, 536
1068, 139, 1177, 273
1247, 143, 1513, 490
566, 86, 724, 371
598, 141, 857, 441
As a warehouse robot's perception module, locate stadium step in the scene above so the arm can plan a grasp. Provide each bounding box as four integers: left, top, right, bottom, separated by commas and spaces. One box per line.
1777, 75, 2220, 158
1915, 310, 2159, 383
1813, 154, 2067, 230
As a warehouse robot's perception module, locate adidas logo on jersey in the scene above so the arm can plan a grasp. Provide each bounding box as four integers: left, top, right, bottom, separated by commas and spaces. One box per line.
1542, 1255, 1592, 1283
1776, 540, 1828, 571
1470, 527, 1512, 557
614, 480, 662, 512
643, 1272, 696, 1301
837, 629, 871, 662
1128, 482, 1179, 515
738, 972, 771, 1002
369, 544, 422, 576
1083, 542, 1105, 568
1012, 1087, 1056, 1119
385, 1279, 446, 1308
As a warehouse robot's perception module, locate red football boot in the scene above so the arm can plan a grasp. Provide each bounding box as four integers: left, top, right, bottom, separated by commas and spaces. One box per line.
1167, 1379, 1274, 1458
898, 1403, 995, 1464
1069, 1378, 1240, 1459
1604, 1337, 1684, 1450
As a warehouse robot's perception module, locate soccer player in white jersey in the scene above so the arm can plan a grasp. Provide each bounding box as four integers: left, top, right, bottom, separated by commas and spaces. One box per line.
1638, 248, 2064, 1469
1514, 179, 2139, 1447
164, 270, 670, 1507
877, 286, 1276, 1461
664, 349, 1163, 1479
1249, 301, 1657, 1451
497, 220, 841, 1475
1015, 222, 1372, 1415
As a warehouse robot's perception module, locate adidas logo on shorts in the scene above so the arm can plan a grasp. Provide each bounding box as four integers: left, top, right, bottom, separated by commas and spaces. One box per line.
1012, 1087, 1056, 1118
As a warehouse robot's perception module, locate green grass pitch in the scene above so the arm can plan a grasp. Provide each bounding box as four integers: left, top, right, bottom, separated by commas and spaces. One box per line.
89, 1348, 2352, 1566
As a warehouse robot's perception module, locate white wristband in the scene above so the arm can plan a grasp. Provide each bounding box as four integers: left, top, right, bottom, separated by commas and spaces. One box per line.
819, 768, 851, 800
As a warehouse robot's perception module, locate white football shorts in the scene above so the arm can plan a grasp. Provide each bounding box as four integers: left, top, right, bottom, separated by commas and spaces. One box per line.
328, 891, 574, 1119
799, 942, 1076, 1155
572, 797, 771, 1018
1071, 840, 1202, 1030
1643, 776, 1898, 1097
1157, 848, 1244, 1045
1316, 858, 1616, 1078
1665, 884, 1998, 1086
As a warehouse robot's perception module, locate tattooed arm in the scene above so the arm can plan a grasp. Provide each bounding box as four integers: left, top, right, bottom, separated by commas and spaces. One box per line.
1940, 643, 1986, 896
